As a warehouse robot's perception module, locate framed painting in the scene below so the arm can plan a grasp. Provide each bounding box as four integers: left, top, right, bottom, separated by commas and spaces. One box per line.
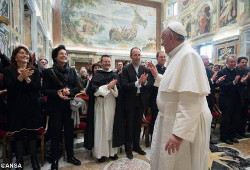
214, 41, 239, 63
58, 0, 161, 52
0, 25, 11, 57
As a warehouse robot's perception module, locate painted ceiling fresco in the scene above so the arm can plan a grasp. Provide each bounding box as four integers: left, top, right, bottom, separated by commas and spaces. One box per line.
61, 0, 156, 52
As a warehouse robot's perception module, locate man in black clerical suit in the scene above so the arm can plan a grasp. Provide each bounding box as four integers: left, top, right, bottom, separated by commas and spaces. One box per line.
201, 55, 217, 113
201, 55, 219, 145
217, 54, 243, 145
121, 47, 152, 159
148, 51, 166, 134
235, 56, 249, 138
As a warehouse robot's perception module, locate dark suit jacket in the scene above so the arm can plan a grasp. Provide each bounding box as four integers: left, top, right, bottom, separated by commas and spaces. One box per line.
217, 67, 242, 106
121, 63, 152, 110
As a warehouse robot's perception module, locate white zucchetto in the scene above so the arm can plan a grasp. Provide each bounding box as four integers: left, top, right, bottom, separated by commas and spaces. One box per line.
167, 22, 187, 37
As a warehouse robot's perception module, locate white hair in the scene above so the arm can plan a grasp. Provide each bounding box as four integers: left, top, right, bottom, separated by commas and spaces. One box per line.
80, 67, 87, 73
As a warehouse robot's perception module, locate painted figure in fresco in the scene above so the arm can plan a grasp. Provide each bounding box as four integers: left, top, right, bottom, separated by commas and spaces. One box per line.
181, 0, 190, 7
220, 0, 236, 25
198, 6, 210, 35
183, 16, 191, 38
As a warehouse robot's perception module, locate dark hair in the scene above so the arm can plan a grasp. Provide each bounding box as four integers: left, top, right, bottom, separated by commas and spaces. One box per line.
123, 60, 130, 66
214, 64, 220, 68
168, 28, 185, 41
130, 47, 141, 56
10, 46, 33, 69
237, 56, 248, 64
39, 58, 48, 64
52, 45, 67, 62
209, 63, 214, 66
156, 51, 165, 58
100, 55, 111, 62
92, 63, 101, 73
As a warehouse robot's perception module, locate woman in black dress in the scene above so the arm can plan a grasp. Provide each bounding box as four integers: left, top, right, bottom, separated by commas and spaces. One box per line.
42, 45, 81, 170
3, 46, 41, 170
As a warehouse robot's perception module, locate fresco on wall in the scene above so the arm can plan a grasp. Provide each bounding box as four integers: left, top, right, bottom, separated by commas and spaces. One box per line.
37, 25, 45, 59
12, 33, 21, 52
11, 0, 22, 33
182, 15, 191, 39
24, 14, 32, 50
197, 5, 210, 35
61, 0, 156, 52
219, 0, 237, 27
180, 0, 190, 10
0, 25, 10, 57
0, 0, 9, 18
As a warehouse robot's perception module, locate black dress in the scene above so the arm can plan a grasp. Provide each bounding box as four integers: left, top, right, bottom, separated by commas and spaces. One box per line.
3, 67, 41, 132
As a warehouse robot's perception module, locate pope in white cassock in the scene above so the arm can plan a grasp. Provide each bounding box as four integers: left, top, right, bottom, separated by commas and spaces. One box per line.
149, 22, 212, 170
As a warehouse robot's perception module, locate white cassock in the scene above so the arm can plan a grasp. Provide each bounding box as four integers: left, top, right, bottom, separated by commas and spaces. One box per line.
150, 42, 212, 170
93, 85, 118, 159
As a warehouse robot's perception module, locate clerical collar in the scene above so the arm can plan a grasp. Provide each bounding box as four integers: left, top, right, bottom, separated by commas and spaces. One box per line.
168, 42, 185, 58
226, 66, 235, 71
100, 68, 112, 72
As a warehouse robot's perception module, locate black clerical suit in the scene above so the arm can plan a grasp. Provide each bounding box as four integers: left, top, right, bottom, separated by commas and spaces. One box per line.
148, 64, 166, 134
205, 67, 216, 113
121, 63, 152, 151
235, 67, 249, 135
217, 67, 242, 141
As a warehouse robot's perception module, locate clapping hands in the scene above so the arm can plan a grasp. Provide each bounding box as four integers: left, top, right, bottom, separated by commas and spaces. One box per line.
107, 79, 117, 89
57, 88, 70, 99
19, 68, 34, 79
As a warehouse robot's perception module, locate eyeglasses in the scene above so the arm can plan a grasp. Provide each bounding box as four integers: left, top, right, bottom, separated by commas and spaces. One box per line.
58, 52, 67, 56
158, 56, 166, 59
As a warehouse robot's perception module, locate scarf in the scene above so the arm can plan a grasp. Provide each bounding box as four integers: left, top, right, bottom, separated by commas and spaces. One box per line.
70, 97, 87, 128
52, 62, 70, 87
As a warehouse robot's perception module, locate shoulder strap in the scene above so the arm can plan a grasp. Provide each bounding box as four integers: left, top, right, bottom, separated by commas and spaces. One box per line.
50, 68, 65, 88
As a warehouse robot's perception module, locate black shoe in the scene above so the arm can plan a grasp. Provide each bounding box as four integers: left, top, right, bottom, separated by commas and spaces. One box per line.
235, 134, 243, 139
133, 147, 146, 155
220, 138, 233, 145
98, 156, 106, 163
231, 138, 239, 143
210, 140, 217, 145
51, 159, 58, 170
67, 156, 81, 166
126, 151, 133, 159
16, 156, 24, 170
31, 155, 40, 170
110, 154, 118, 160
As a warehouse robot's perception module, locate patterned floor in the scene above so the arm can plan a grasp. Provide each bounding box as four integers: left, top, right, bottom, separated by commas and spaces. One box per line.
1, 132, 250, 169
